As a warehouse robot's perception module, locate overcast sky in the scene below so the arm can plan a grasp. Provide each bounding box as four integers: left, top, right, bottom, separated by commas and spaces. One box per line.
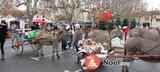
146, 0, 160, 10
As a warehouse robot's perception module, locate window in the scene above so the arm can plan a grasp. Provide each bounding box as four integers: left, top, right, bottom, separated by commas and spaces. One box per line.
145, 16, 149, 20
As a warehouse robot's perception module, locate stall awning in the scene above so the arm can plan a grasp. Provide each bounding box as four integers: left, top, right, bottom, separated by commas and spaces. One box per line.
33, 19, 45, 25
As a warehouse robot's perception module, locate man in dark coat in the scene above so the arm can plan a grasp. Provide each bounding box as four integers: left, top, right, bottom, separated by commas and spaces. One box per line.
0, 20, 8, 61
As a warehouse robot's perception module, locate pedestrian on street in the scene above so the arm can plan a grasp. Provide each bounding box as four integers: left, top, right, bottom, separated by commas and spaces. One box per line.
0, 20, 8, 61
70, 22, 75, 35
82, 25, 90, 40
60, 25, 68, 51
72, 24, 83, 52
69, 22, 75, 49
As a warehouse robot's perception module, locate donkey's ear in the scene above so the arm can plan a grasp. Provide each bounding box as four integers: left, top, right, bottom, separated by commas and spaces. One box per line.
115, 29, 121, 32
116, 28, 123, 32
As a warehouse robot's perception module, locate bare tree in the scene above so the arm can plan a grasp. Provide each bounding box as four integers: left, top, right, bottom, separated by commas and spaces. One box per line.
110, 0, 147, 20
1, 0, 147, 25
0, 0, 15, 17
14, 0, 39, 25
39, 0, 81, 23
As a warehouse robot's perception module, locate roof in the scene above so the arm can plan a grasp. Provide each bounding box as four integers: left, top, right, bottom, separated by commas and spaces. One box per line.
33, 19, 45, 24
144, 10, 160, 16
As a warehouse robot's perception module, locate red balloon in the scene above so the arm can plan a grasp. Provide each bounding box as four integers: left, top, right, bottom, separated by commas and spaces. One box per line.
85, 54, 101, 70
103, 11, 112, 20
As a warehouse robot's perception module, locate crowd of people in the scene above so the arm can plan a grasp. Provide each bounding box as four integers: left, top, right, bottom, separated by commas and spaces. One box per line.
30, 22, 92, 52
56, 22, 91, 52
0, 20, 92, 61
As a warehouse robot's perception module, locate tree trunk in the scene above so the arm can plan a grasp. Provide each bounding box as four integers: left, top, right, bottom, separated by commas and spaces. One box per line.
28, 16, 34, 27
26, 0, 38, 27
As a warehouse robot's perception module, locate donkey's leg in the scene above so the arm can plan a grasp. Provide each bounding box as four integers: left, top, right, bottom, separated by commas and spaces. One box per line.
34, 44, 38, 57
39, 40, 45, 57
37, 46, 42, 57
55, 43, 60, 59
35, 42, 39, 57
40, 46, 44, 56
34, 40, 40, 57
52, 44, 56, 60
56, 43, 60, 59
37, 41, 44, 57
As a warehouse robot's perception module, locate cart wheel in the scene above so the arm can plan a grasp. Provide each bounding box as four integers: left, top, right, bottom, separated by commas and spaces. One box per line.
12, 37, 23, 55
31, 40, 38, 52
77, 52, 88, 64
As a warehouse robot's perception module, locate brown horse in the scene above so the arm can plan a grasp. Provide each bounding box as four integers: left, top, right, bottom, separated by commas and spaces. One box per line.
35, 29, 65, 60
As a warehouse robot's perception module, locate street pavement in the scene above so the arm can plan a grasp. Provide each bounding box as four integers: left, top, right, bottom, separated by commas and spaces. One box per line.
1, 39, 160, 72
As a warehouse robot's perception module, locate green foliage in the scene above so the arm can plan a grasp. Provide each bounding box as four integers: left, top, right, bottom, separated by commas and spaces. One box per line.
106, 20, 115, 30
106, 23, 114, 30
121, 18, 129, 27
130, 18, 137, 29
97, 19, 107, 30
97, 19, 115, 30
115, 18, 121, 29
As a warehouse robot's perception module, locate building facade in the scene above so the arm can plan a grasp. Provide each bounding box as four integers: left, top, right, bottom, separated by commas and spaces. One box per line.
138, 10, 160, 27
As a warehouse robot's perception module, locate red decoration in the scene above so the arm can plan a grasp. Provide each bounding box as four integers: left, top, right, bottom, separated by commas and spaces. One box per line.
33, 19, 45, 25
103, 11, 112, 20
85, 54, 101, 70
122, 26, 130, 33
15, 42, 20, 48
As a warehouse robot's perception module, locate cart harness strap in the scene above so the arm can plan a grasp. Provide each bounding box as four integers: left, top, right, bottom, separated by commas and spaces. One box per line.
142, 43, 160, 55
142, 28, 160, 54
155, 28, 160, 36
134, 38, 160, 55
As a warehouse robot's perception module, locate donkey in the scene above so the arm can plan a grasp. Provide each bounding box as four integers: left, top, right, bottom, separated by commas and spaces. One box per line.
35, 25, 65, 60
88, 29, 123, 46
129, 27, 160, 42
124, 37, 160, 61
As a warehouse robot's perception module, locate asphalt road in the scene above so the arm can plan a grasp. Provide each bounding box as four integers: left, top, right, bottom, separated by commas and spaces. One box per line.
0, 39, 160, 72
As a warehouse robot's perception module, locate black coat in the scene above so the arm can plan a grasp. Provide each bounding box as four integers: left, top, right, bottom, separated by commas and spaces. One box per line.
0, 24, 8, 41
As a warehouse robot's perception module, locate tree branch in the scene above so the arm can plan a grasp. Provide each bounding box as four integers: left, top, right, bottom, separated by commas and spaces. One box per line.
16, 2, 26, 7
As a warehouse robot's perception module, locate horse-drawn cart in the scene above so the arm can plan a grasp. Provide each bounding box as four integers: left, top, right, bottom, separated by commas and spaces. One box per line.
11, 19, 46, 55
11, 29, 39, 55
76, 37, 160, 72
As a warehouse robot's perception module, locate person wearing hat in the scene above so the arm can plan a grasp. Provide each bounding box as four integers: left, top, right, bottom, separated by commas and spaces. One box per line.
72, 24, 83, 52
0, 20, 8, 61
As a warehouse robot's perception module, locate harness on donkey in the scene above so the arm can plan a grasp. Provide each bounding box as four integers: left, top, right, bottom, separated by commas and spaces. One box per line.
142, 28, 160, 55
34, 29, 63, 59
134, 37, 160, 55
